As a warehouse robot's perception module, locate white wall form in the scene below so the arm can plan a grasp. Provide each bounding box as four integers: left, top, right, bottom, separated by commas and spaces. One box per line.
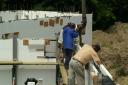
0, 13, 92, 85
18, 39, 45, 62
83, 14, 92, 45
0, 38, 57, 85
0, 69, 12, 85
0, 16, 82, 39
17, 39, 57, 85
0, 39, 13, 85
0, 39, 13, 61
0, 10, 81, 22
0, 15, 83, 57
17, 65, 56, 85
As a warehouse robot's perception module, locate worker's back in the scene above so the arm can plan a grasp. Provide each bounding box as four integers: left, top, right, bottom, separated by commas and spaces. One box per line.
74, 44, 100, 65
63, 26, 79, 49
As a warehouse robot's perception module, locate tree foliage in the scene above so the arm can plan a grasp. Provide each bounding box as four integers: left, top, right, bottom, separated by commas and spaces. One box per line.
87, 0, 128, 30
0, 0, 128, 30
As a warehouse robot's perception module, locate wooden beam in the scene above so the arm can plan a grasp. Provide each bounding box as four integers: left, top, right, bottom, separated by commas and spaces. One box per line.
0, 61, 58, 65
59, 63, 68, 85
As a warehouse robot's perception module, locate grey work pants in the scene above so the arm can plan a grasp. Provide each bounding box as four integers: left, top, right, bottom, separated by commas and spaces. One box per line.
68, 58, 85, 85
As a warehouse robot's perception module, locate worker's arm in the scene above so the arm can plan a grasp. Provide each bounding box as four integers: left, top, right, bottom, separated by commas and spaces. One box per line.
71, 30, 79, 38
57, 29, 63, 48
92, 52, 101, 65
71, 25, 80, 38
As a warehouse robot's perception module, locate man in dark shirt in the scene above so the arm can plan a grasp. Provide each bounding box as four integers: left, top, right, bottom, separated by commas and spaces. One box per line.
63, 23, 79, 70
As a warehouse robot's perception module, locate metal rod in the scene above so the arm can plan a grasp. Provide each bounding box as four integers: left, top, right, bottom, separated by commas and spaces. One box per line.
79, 0, 87, 46
82, 0, 87, 24
12, 35, 18, 85
13, 35, 18, 60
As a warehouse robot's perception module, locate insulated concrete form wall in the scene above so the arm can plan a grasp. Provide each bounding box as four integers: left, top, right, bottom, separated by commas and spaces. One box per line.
18, 39, 45, 62
18, 65, 56, 85
0, 38, 57, 85
0, 15, 83, 57
0, 14, 92, 44
0, 16, 82, 39
83, 14, 92, 45
0, 39, 13, 61
0, 11, 81, 22
0, 69, 12, 85
0, 14, 92, 85
17, 38, 57, 85
0, 39, 13, 85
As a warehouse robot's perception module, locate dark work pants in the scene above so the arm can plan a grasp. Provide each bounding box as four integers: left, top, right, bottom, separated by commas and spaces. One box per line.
64, 49, 73, 70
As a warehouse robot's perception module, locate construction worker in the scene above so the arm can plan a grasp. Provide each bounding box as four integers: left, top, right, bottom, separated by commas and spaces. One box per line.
57, 23, 71, 63
63, 22, 79, 70
68, 44, 101, 85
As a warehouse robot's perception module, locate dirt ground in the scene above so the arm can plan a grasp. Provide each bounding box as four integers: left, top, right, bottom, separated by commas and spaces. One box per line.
92, 22, 128, 85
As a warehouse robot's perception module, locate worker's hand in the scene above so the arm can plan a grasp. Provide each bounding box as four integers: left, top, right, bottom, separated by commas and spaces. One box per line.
75, 24, 78, 30
57, 43, 63, 48
75, 25, 81, 32
76, 24, 83, 31
96, 60, 101, 65
59, 53, 64, 63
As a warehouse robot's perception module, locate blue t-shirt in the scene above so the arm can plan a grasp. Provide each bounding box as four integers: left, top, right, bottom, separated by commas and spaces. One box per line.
63, 26, 79, 49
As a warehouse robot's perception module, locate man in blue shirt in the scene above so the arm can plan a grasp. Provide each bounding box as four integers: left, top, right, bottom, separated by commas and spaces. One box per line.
63, 23, 79, 70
